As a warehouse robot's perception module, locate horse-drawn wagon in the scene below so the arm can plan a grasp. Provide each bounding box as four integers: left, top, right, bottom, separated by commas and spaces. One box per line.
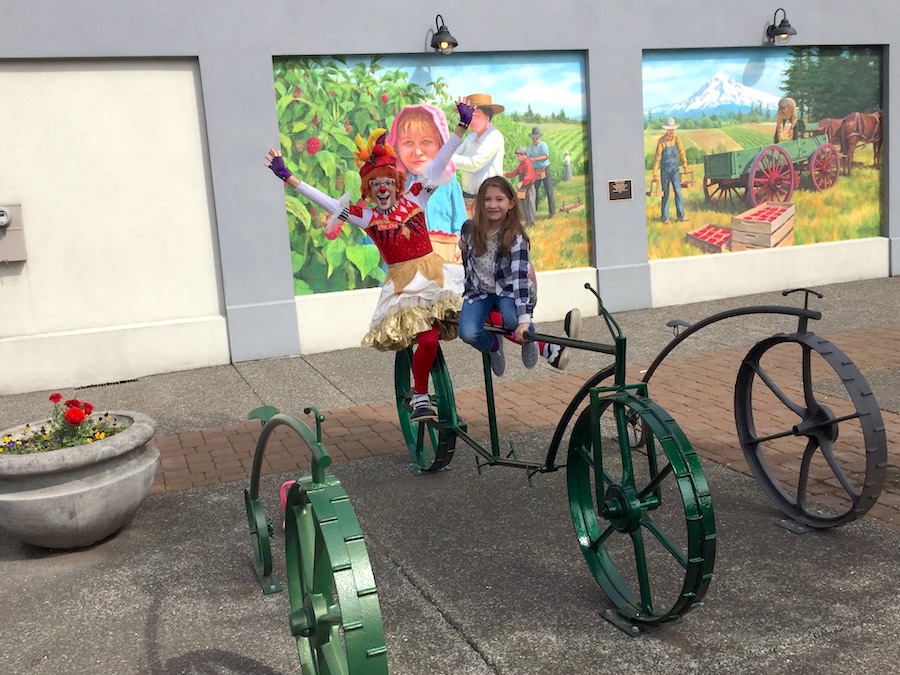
702, 135, 840, 211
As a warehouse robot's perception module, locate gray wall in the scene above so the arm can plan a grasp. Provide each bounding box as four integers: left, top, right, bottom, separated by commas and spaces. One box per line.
2, 0, 895, 362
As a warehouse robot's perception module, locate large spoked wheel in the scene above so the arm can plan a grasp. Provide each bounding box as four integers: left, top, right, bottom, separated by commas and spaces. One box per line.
734, 333, 887, 528
809, 143, 840, 191
703, 176, 747, 211
747, 145, 795, 206
284, 479, 388, 674
567, 391, 716, 631
395, 346, 459, 472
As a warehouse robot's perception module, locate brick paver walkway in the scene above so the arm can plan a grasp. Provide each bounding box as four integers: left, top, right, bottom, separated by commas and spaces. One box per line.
150, 325, 900, 529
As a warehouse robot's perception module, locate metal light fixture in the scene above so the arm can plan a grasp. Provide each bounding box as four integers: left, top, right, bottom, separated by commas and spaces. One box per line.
431, 14, 458, 55
766, 8, 797, 44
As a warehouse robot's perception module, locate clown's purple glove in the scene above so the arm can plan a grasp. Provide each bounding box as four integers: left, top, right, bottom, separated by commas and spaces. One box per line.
457, 101, 474, 128
267, 153, 293, 182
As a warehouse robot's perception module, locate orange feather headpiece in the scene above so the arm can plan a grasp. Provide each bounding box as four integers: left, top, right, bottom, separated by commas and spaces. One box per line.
353, 129, 397, 179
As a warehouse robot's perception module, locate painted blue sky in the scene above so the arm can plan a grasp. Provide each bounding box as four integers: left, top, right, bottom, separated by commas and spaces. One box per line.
378, 52, 587, 119
642, 48, 790, 109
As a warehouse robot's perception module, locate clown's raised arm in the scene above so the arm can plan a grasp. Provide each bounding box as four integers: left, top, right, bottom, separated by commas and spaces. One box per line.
263, 148, 367, 230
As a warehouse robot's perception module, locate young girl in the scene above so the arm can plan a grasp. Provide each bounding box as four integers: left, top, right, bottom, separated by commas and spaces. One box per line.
458, 176, 538, 374
265, 101, 474, 421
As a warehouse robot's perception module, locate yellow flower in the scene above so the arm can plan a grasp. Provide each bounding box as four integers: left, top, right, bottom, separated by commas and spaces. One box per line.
86, 438, 93, 443
3, 435, 11, 443
94, 431, 105, 440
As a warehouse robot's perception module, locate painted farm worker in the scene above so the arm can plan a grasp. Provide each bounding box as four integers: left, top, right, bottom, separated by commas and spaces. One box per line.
264, 100, 475, 421
775, 97, 798, 142
504, 146, 536, 228
651, 117, 689, 224
452, 93, 506, 215
563, 150, 572, 181
526, 126, 556, 217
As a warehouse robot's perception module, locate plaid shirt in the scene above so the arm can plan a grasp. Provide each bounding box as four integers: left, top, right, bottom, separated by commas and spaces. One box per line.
460, 220, 532, 322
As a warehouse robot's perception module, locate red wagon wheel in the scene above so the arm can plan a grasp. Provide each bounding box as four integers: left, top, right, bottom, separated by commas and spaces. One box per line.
809, 143, 840, 191
747, 145, 795, 206
703, 176, 747, 211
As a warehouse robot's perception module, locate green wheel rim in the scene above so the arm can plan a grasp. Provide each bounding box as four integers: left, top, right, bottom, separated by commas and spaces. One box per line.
284, 479, 388, 674
567, 391, 716, 627
394, 346, 458, 472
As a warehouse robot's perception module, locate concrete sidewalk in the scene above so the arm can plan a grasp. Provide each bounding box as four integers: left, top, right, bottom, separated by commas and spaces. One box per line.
1, 277, 899, 673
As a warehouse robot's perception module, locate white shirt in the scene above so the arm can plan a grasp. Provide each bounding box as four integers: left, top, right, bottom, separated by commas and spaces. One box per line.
452, 126, 505, 195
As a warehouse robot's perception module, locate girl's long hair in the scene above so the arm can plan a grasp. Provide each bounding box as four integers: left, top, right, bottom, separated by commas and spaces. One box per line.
470, 176, 529, 256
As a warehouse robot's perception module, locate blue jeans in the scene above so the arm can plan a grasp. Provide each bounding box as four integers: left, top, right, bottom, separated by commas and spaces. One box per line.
459, 295, 533, 354
660, 166, 684, 221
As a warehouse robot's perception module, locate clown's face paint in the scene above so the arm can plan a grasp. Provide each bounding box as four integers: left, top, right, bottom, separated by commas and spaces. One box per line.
368, 177, 398, 211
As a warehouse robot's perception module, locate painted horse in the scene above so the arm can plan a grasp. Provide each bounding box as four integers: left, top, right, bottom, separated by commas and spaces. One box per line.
818, 118, 844, 145
839, 111, 882, 175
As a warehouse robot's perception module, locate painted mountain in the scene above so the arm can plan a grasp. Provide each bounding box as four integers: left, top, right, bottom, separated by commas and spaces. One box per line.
645, 70, 782, 120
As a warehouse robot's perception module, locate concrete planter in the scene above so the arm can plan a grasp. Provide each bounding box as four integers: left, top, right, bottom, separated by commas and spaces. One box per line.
0, 411, 159, 549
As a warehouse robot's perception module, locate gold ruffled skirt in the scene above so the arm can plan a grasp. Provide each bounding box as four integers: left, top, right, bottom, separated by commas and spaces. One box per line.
362, 253, 464, 352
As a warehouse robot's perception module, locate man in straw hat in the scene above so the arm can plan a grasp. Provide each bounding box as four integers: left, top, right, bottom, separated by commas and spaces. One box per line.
452, 93, 506, 215
651, 117, 690, 224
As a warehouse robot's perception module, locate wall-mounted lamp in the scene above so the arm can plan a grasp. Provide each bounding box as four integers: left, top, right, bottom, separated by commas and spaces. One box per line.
430, 14, 458, 55
766, 8, 797, 44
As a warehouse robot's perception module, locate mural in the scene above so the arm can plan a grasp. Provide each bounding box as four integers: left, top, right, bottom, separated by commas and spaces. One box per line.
642, 47, 883, 258
272, 52, 591, 296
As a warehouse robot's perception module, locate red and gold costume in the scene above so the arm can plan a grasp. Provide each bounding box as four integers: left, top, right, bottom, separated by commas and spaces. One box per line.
292, 132, 464, 351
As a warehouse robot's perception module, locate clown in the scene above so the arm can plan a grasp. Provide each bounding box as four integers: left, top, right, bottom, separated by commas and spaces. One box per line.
264, 100, 473, 420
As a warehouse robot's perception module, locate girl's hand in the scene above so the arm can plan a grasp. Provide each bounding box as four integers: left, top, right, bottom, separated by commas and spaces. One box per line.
513, 322, 530, 342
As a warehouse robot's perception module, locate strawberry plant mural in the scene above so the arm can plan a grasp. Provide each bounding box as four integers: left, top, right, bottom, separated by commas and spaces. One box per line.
273, 56, 453, 295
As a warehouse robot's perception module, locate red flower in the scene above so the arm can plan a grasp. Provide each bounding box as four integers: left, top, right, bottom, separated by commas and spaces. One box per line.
293, 87, 302, 98
65, 407, 86, 425
83, 402, 94, 415
306, 137, 321, 156
49, 393, 62, 404
65, 399, 82, 409
380, 93, 389, 104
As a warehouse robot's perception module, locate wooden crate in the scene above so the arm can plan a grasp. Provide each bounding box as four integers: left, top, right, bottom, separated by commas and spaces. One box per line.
731, 216, 793, 247
429, 232, 461, 264
686, 224, 731, 253
646, 171, 693, 197
731, 228, 794, 252
731, 201, 795, 235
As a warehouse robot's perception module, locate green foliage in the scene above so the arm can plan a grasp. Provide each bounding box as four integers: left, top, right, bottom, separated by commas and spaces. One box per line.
273, 56, 447, 295
782, 46, 882, 120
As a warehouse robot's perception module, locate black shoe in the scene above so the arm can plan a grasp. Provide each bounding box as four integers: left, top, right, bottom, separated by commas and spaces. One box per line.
410, 394, 437, 421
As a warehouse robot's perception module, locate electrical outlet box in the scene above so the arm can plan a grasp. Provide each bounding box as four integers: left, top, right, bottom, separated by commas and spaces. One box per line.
0, 205, 27, 262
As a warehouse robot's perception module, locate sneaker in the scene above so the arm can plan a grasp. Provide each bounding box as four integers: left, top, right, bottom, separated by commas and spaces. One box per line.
547, 343, 570, 370
548, 308, 582, 371
522, 339, 539, 369
489, 339, 506, 376
410, 393, 437, 421
564, 308, 582, 340
678, 216, 691, 222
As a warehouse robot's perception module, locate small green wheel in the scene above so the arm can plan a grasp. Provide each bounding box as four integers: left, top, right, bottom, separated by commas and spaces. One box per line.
394, 346, 459, 472
284, 478, 388, 674
567, 390, 716, 631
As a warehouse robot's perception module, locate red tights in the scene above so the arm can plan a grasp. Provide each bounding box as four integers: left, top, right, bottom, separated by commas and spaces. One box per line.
412, 325, 439, 394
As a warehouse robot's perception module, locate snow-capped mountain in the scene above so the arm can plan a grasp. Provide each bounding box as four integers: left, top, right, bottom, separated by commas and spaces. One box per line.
646, 70, 782, 120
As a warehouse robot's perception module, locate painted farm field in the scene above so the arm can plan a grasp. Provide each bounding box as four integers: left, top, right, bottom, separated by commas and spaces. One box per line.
643, 123, 882, 259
